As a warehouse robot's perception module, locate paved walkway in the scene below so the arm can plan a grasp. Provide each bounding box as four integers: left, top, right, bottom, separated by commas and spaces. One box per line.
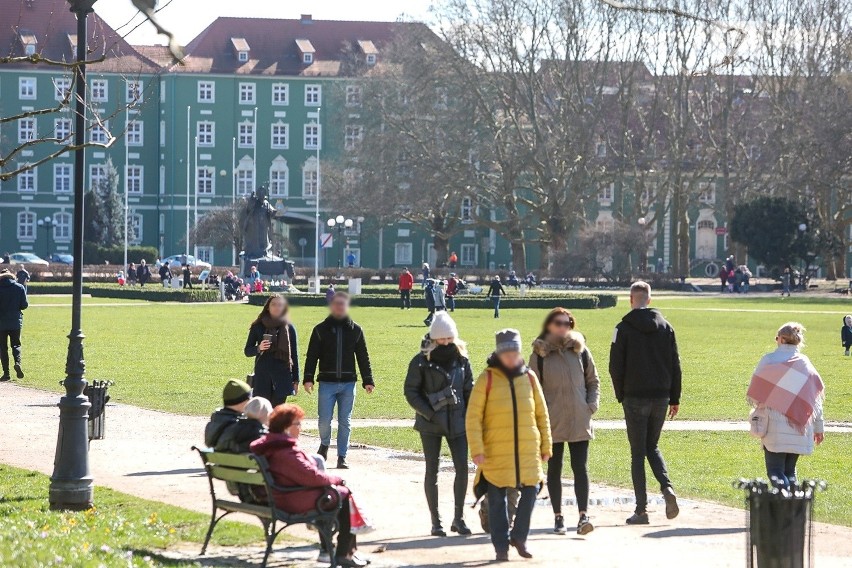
2, 383, 851, 568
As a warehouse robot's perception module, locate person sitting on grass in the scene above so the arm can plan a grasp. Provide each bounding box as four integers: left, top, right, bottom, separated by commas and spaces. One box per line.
251, 403, 369, 568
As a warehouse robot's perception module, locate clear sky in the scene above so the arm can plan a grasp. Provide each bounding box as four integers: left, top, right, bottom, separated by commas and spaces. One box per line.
95, 0, 434, 46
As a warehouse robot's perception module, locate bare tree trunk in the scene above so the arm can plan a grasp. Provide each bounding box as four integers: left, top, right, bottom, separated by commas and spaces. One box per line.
510, 240, 527, 272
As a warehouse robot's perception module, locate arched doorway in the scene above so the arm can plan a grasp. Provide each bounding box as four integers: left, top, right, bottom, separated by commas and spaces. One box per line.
695, 218, 717, 260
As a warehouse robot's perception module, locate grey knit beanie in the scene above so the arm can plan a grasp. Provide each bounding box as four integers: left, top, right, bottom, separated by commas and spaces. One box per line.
495, 328, 522, 354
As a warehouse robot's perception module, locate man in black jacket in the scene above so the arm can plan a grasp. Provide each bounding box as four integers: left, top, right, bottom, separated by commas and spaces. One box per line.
609, 281, 682, 525
158, 261, 173, 287
304, 292, 374, 469
0, 269, 28, 381
204, 379, 255, 451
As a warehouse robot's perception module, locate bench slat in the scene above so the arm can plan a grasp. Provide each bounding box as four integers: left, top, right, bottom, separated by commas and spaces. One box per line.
205, 452, 259, 469
215, 499, 272, 518
209, 465, 266, 485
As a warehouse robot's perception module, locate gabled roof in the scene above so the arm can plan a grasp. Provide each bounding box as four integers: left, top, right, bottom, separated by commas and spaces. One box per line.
0, 0, 158, 74
176, 16, 435, 76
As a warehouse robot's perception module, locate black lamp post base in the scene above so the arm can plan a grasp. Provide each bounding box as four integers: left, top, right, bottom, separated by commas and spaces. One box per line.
49, 389, 93, 511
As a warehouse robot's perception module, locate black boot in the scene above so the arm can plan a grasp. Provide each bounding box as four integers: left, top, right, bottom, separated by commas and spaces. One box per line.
451, 518, 472, 536
318, 444, 328, 460
14, 362, 23, 379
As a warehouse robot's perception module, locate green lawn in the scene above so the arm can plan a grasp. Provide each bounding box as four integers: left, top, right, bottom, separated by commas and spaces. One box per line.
333, 427, 852, 527
17, 295, 851, 421
0, 464, 262, 567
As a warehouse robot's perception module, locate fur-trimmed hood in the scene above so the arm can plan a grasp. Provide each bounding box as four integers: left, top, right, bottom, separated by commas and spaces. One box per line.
532, 330, 585, 357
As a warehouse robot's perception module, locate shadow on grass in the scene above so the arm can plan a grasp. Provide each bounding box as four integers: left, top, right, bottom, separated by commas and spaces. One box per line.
643, 527, 745, 539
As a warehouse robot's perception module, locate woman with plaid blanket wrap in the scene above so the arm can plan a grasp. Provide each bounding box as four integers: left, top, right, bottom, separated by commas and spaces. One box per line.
747, 322, 825, 487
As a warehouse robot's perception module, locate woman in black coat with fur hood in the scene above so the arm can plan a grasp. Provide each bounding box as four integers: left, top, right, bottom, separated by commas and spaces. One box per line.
404, 311, 474, 537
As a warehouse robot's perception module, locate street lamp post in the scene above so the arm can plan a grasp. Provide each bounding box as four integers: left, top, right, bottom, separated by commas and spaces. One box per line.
49, 0, 97, 510
37, 216, 55, 259
326, 215, 353, 269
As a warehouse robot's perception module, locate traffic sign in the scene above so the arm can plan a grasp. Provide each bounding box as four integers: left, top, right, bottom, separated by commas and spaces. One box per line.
715, 227, 727, 235
320, 233, 334, 249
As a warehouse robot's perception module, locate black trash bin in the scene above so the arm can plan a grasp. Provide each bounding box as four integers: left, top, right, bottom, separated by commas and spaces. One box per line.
84, 380, 113, 441
738, 479, 825, 568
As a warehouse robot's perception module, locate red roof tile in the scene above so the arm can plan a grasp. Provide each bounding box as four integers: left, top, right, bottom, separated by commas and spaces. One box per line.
0, 0, 158, 74
178, 16, 436, 76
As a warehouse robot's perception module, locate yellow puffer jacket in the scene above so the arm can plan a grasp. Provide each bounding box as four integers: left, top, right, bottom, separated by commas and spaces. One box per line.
466, 365, 552, 489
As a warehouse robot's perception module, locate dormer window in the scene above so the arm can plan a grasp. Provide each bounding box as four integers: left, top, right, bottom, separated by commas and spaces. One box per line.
18, 30, 38, 56
296, 39, 316, 66
231, 37, 250, 62
357, 40, 379, 66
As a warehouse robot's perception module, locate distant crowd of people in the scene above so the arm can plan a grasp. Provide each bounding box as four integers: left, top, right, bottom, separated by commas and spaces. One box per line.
199, 280, 833, 564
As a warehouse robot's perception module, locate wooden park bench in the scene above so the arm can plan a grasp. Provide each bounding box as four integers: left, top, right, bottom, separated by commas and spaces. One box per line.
192, 446, 341, 567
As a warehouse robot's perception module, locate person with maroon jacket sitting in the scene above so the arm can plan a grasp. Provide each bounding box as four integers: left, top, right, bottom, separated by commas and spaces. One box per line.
250, 404, 369, 568
398, 267, 414, 310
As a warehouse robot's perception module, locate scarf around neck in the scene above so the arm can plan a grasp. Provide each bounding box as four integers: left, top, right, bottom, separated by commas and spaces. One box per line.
747, 347, 824, 432
260, 314, 292, 367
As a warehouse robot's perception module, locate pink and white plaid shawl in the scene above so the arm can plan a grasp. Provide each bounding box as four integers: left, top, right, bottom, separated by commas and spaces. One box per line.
748, 353, 824, 432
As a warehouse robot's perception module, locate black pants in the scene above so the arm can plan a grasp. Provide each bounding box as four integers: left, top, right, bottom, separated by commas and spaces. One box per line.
0, 329, 22, 375
547, 440, 590, 515
420, 432, 469, 526
183, 278, 193, 289
400, 290, 411, 309
623, 397, 672, 513
319, 494, 356, 558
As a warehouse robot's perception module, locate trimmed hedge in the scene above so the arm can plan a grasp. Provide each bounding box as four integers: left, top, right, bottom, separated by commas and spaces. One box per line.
82, 243, 160, 265
248, 292, 617, 310
25, 282, 219, 303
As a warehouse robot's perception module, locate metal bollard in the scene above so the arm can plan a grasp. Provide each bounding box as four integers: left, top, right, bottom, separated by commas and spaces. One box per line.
84, 380, 113, 441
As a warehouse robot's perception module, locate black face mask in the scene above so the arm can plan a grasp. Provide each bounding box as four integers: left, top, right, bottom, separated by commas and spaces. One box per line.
429, 344, 458, 367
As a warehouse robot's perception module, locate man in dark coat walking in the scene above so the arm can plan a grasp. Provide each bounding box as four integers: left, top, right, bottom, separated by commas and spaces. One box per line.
609, 281, 682, 526
159, 261, 173, 287
137, 259, 151, 287
303, 292, 374, 469
0, 269, 29, 381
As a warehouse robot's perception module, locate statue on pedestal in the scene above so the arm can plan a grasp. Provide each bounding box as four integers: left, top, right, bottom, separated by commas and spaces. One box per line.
241, 189, 277, 260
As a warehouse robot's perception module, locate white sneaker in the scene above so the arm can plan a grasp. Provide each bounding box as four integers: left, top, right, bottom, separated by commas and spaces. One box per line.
317, 551, 331, 564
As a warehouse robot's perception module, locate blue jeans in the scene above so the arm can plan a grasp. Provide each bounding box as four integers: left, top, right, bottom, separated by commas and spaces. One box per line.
491, 296, 501, 317
623, 397, 672, 513
317, 382, 357, 458
446, 295, 456, 311
486, 482, 537, 553
764, 448, 799, 487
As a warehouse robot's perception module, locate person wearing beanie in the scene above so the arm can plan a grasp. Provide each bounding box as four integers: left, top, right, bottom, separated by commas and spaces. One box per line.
0, 268, 28, 382
467, 329, 552, 561
841, 315, 852, 356
404, 311, 474, 537
204, 379, 255, 452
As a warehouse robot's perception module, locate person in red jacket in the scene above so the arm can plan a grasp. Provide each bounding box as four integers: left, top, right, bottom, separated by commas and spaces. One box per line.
398, 267, 414, 310
251, 404, 368, 567
445, 273, 459, 312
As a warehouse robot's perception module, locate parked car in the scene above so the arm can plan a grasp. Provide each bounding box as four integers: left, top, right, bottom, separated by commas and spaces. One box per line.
49, 253, 74, 265
162, 254, 212, 270
9, 252, 49, 266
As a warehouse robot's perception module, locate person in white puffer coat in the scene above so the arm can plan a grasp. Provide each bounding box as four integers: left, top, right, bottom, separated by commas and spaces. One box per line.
748, 322, 825, 487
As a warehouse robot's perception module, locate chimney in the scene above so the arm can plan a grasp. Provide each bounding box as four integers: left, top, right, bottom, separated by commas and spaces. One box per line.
301, 14, 313, 24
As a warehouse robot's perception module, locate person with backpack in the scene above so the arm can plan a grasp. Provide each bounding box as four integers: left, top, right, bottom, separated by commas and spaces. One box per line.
0, 269, 28, 382
467, 329, 552, 562
529, 308, 600, 536
404, 312, 474, 537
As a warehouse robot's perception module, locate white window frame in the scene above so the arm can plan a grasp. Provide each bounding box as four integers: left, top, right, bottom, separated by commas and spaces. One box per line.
55, 118, 72, 143
197, 121, 215, 146
126, 79, 143, 103
197, 81, 215, 103
302, 158, 318, 198
236, 157, 255, 196
344, 125, 363, 151
596, 139, 607, 157
53, 212, 72, 241
90, 120, 109, 144
54, 163, 72, 193
460, 196, 475, 223
18, 118, 36, 143
196, 246, 214, 264
129, 213, 143, 244
17, 166, 36, 193
90, 79, 108, 102
305, 84, 321, 106
239, 82, 256, 105
303, 52, 313, 64
394, 243, 413, 265
89, 164, 107, 190
346, 85, 362, 106
54, 77, 72, 101
126, 121, 143, 146
126, 165, 143, 195
303, 124, 321, 150
598, 183, 614, 204
196, 166, 215, 195
698, 182, 716, 205
19, 77, 36, 99
460, 243, 478, 266
238, 51, 249, 62
17, 211, 36, 241
238, 121, 255, 148
272, 83, 289, 105
269, 159, 289, 197
271, 122, 289, 149
160, 120, 166, 147
366, 54, 377, 65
